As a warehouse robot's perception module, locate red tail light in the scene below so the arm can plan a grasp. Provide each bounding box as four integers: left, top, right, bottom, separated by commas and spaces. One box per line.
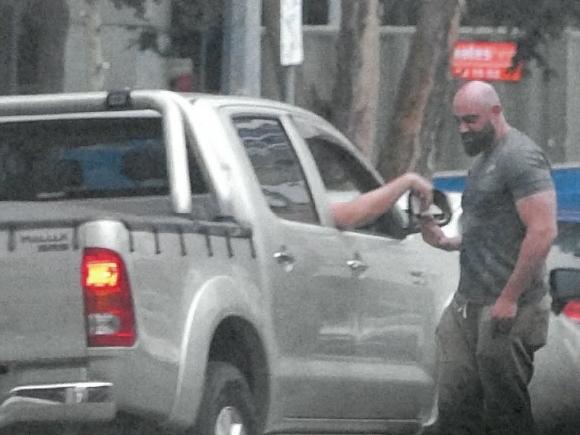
563, 300, 580, 323
81, 248, 136, 347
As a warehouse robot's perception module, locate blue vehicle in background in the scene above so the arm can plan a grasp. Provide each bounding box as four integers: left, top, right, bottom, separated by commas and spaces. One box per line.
433, 163, 580, 222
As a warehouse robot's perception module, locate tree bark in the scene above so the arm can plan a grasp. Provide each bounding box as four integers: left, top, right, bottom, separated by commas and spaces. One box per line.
331, 0, 380, 160
416, 0, 463, 177
0, 0, 69, 95
84, 0, 107, 91
36, 0, 70, 93
376, 0, 464, 181
262, 0, 284, 101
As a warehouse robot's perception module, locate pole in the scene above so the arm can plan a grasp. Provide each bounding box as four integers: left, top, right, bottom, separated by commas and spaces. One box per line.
280, 0, 303, 104
284, 66, 296, 104
221, 0, 262, 96
327, 0, 341, 27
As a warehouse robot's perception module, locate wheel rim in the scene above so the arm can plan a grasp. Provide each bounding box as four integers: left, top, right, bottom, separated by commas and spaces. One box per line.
215, 405, 246, 435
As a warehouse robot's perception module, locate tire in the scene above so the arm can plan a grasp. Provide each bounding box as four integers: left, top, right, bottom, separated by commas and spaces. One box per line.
192, 361, 258, 435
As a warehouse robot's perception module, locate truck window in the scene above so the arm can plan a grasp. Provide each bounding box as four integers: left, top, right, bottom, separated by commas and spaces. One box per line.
0, 117, 207, 200
233, 116, 319, 224
293, 117, 404, 237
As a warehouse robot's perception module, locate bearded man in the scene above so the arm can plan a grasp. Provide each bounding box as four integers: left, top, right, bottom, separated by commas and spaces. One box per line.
421, 80, 557, 435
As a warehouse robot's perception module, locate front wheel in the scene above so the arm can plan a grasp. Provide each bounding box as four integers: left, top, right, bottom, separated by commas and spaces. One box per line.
192, 361, 258, 435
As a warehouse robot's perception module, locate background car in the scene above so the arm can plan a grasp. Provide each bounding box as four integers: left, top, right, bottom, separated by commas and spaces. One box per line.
531, 206, 580, 434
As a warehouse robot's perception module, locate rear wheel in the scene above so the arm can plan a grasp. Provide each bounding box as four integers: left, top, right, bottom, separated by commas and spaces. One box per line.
193, 361, 258, 435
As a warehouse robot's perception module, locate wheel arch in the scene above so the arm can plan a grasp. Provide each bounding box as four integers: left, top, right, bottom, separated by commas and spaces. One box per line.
167, 276, 271, 430
209, 316, 270, 431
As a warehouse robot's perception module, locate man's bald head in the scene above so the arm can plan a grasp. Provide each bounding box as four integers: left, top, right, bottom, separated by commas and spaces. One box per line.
453, 80, 502, 112
452, 81, 510, 155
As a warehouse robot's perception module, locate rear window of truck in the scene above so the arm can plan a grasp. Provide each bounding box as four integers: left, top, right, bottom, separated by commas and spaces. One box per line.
0, 117, 206, 200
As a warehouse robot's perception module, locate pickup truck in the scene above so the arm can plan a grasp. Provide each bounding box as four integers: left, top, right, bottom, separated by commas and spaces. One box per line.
0, 90, 455, 435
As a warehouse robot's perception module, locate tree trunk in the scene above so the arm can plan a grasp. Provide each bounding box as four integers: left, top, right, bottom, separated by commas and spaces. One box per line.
376, 0, 464, 181
331, 0, 380, 160
262, 0, 284, 101
416, 0, 463, 177
0, 0, 69, 95
37, 0, 70, 93
8, 0, 23, 94
84, 0, 107, 91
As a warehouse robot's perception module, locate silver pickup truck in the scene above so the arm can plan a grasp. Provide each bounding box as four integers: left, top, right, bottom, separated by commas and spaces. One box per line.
0, 91, 456, 435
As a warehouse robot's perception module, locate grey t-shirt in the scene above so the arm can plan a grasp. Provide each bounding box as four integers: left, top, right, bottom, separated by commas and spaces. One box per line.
457, 128, 555, 305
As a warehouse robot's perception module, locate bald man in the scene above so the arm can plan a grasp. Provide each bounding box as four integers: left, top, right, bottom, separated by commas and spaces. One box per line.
421, 81, 557, 434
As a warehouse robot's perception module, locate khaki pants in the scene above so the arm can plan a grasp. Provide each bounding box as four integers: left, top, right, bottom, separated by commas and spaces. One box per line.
435, 294, 550, 435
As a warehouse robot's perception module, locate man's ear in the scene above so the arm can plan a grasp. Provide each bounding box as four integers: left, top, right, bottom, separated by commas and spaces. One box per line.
491, 104, 502, 115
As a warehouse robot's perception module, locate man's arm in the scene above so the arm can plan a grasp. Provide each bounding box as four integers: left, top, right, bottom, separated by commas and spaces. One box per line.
420, 218, 462, 251
332, 172, 432, 229
491, 190, 557, 319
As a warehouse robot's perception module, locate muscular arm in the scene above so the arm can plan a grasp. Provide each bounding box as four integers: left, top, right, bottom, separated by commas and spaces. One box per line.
498, 190, 557, 304
332, 172, 431, 229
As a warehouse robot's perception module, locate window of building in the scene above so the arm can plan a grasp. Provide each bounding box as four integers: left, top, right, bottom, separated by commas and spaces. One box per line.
303, 1, 329, 25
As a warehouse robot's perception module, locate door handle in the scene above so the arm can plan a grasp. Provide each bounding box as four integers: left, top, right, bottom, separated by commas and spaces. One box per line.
274, 246, 295, 272
347, 258, 368, 275
410, 270, 427, 286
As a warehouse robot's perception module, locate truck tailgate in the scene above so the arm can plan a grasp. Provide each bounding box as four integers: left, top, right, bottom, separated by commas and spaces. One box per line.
0, 220, 86, 362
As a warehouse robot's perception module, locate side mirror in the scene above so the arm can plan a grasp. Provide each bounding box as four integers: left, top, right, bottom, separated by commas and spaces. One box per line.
406, 189, 452, 232
550, 268, 580, 315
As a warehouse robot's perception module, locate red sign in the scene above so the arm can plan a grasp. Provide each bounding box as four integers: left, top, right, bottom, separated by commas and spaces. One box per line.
452, 41, 522, 82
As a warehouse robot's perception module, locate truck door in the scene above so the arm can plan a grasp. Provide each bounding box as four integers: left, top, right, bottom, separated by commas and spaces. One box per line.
291, 116, 439, 423
227, 113, 364, 423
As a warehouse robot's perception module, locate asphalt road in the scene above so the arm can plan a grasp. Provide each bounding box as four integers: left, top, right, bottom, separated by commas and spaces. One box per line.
1, 334, 579, 435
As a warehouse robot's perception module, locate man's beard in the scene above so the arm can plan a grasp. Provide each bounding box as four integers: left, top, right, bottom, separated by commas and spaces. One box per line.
461, 122, 496, 156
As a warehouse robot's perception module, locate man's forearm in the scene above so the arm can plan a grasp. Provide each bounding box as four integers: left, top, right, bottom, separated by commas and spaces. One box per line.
360, 173, 415, 216
334, 173, 424, 228
439, 235, 462, 252
501, 189, 558, 303
500, 230, 555, 302
420, 219, 462, 251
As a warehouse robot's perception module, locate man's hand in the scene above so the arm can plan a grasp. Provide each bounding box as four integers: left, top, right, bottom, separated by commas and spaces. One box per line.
490, 295, 518, 337
408, 173, 433, 212
420, 216, 462, 251
420, 217, 444, 247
